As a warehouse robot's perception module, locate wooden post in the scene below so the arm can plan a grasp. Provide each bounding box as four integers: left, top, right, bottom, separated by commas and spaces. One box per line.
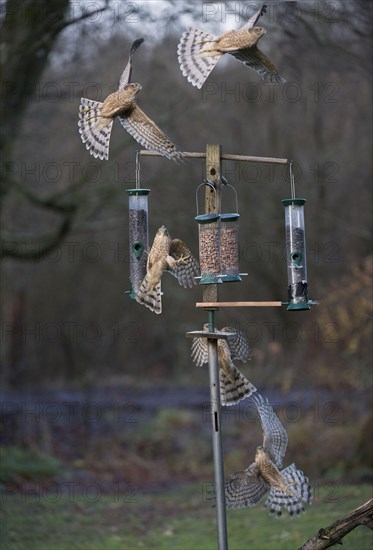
203, 144, 222, 303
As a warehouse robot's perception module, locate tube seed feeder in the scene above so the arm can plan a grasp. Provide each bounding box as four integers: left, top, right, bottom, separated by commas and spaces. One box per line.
195, 213, 222, 284
220, 213, 241, 282
219, 182, 242, 282
127, 188, 150, 298
282, 198, 310, 310
195, 181, 222, 284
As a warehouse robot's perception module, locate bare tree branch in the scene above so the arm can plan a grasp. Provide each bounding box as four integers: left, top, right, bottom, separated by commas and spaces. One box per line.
51, 2, 110, 33
9, 178, 79, 214
1, 214, 76, 260
298, 499, 373, 550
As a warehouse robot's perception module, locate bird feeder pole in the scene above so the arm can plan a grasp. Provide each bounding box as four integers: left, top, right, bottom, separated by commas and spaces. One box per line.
204, 144, 228, 550
138, 146, 316, 550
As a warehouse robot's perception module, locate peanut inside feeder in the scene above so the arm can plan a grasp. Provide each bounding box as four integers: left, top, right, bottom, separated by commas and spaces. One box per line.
195, 213, 222, 285
220, 213, 241, 282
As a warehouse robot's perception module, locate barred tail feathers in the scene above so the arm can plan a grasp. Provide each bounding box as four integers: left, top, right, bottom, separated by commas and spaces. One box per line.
78, 97, 113, 160
265, 464, 312, 518
220, 365, 257, 406
177, 28, 222, 89
135, 276, 162, 314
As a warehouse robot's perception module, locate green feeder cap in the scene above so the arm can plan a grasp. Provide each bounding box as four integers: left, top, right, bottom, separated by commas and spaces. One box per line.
282, 198, 306, 207
195, 213, 220, 224
220, 213, 240, 222
126, 188, 151, 196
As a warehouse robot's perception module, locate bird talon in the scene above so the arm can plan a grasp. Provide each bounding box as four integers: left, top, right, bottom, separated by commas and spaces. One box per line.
176, 254, 190, 265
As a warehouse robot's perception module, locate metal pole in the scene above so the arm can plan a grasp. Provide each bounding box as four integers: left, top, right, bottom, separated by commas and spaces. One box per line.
207, 310, 228, 550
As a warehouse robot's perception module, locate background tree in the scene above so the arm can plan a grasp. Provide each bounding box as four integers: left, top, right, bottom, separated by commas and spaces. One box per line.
0, 0, 371, 388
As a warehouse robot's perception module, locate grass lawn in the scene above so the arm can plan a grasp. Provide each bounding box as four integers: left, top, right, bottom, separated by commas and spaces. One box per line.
1, 483, 372, 550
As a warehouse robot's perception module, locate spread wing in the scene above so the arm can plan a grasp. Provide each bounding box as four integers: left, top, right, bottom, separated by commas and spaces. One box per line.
119, 38, 144, 89
191, 336, 208, 367
191, 323, 210, 366
119, 106, 184, 162
230, 46, 286, 83
221, 327, 251, 362
253, 394, 288, 468
225, 462, 269, 509
240, 3, 267, 30
168, 238, 199, 288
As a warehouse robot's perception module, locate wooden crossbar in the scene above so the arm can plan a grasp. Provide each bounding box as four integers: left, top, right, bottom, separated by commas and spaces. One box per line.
139, 150, 289, 164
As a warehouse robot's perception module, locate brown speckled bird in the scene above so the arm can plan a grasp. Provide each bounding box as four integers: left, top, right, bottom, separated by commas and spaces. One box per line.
178, 4, 285, 89
224, 394, 312, 517
136, 226, 199, 314
79, 38, 183, 161
191, 325, 256, 406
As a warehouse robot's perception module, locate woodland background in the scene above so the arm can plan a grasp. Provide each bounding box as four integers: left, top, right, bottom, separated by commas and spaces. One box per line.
0, 1, 372, 547
1, 0, 371, 390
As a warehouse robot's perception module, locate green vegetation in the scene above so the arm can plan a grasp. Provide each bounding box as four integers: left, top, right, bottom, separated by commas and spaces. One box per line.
0, 447, 61, 483
1, 484, 372, 550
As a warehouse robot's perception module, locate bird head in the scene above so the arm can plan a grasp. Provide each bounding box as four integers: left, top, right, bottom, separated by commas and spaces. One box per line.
126, 82, 142, 95
158, 225, 170, 237
253, 26, 266, 39
255, 446, 265, 460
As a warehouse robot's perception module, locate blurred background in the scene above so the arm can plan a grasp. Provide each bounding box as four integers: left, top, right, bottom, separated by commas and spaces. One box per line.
0, 0, 372, 546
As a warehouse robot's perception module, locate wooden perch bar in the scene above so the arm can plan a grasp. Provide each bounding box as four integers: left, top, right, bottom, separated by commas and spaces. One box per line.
139, 150, 289, 164
222, 153, 289, 164
196, 301, 284, 308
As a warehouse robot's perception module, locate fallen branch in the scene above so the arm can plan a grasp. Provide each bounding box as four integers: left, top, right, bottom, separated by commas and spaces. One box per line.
298, 498, 373, 550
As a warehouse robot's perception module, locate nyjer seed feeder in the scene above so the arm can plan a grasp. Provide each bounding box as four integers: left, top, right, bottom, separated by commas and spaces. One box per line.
127, 188, 150, 299
282, 198, 310, 311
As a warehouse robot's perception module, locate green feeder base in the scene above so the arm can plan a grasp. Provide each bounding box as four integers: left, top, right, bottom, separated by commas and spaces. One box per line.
199, 275, 223, 285
221, 275, 242, 282
287, 301, 311, 311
